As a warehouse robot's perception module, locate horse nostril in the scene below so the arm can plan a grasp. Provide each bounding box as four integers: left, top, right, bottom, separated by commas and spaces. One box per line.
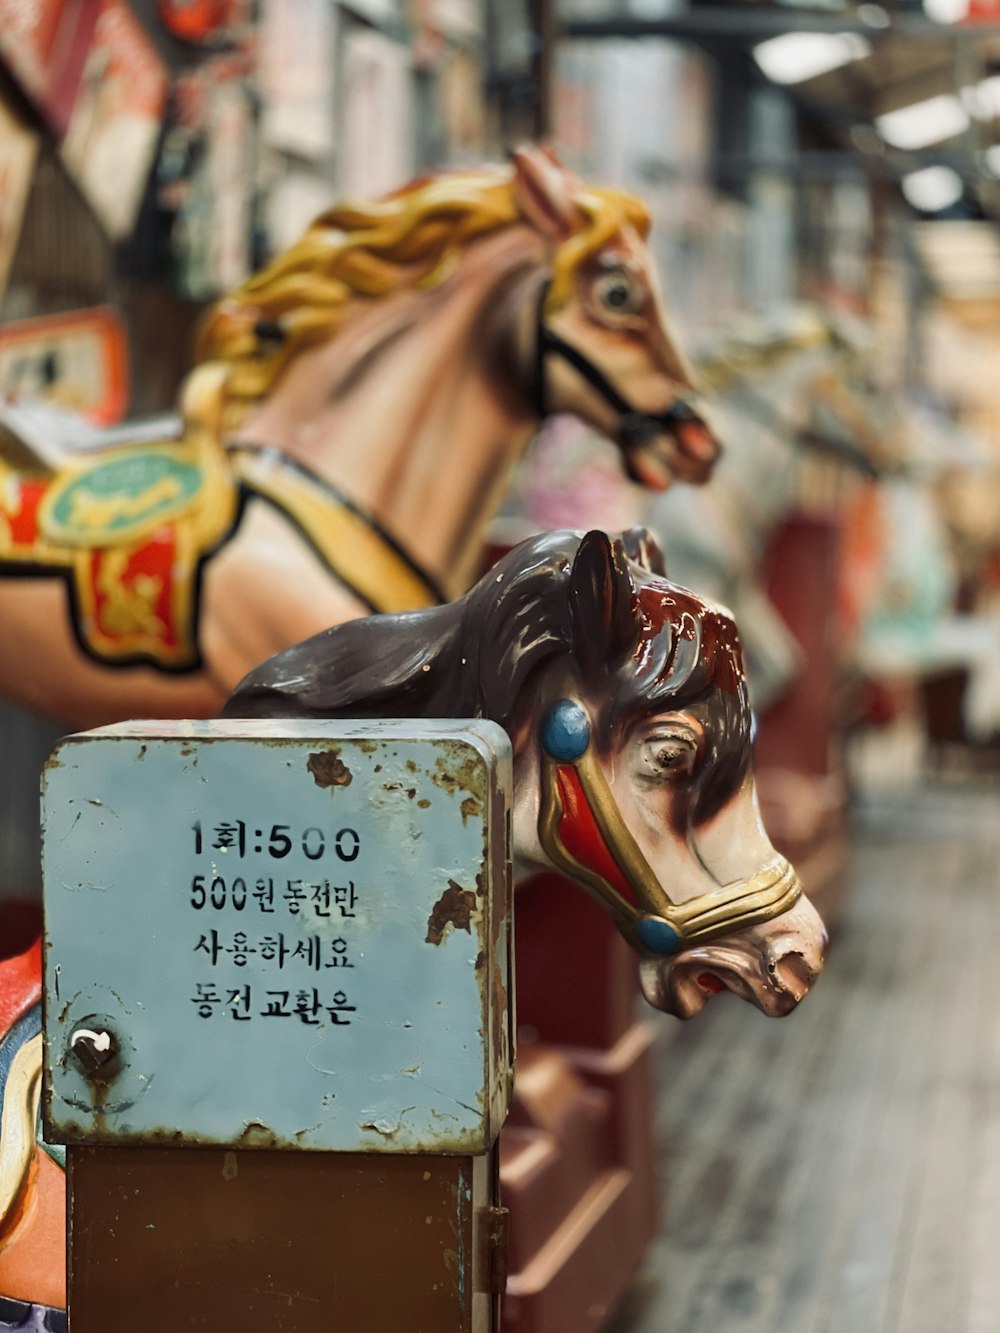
697, 972, 726, 994
770, 951, 814, 999
676, 418, 719, 465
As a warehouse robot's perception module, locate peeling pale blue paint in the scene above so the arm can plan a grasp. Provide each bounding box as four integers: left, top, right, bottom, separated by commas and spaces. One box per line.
42, 720, 514, 1155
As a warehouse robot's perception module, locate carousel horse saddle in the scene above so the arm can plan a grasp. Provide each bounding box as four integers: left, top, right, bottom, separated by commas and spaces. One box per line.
0, 408, 440, 671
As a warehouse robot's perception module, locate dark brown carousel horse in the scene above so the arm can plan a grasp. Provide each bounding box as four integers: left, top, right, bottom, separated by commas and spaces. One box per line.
0, 528, 825, 1328
225, 527, 827, 1020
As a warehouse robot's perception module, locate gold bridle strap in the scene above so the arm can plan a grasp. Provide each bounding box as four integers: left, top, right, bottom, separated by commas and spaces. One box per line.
538, 703, 802, 956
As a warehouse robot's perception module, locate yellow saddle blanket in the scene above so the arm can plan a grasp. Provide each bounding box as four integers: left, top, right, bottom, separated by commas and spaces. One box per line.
0, 430, 440, 671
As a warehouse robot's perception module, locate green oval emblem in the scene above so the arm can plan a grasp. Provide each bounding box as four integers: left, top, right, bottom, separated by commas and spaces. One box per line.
40, 448, 203, 547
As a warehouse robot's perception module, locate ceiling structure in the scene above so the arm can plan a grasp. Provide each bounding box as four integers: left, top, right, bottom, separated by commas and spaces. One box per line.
559, 2, 1000, 300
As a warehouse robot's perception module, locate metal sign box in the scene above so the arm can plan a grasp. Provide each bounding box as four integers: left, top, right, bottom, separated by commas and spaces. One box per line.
42, 719, 513, 1155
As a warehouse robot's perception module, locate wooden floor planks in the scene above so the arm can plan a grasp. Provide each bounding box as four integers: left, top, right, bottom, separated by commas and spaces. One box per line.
606, 779, 1000, 1333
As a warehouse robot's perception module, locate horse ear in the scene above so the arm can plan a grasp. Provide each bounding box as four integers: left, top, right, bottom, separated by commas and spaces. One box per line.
510, 144, 582, 239
569, 530, 639, 674
620, 526, 667, 578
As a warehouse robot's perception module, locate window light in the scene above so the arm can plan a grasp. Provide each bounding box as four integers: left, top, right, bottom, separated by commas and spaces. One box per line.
901, 165, 964, 211
963, 74, 1000, 119
923, 0, 969, 23
876, 94, 969, 149
753, 33, 871, 85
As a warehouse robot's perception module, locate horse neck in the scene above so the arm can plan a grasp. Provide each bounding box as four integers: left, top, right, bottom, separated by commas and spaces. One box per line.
720, 348, 832, 532
234, 227, 546, 598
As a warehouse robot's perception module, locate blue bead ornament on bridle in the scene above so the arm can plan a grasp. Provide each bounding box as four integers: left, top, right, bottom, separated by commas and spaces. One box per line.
539, 698, 591, 762
537, 697, 803, 958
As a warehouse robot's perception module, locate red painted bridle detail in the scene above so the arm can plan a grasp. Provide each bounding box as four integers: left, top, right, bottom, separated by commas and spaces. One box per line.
554, 765, 639, 907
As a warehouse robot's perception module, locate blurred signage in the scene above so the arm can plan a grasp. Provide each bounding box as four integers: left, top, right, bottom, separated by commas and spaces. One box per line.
159, 52, 256, 298
157, 0, 247, 44
0, 95, 39, 301
258, 0, 336, 160
0, 307, 129, 424
963, 0, 1000, 20
0, 0, 102, 136
339, 26, 413, 199
59, 1, 170, 240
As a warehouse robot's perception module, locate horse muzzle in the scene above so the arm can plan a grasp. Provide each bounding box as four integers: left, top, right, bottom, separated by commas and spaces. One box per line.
621, 400, 722, 489
638, 894, 828, 1019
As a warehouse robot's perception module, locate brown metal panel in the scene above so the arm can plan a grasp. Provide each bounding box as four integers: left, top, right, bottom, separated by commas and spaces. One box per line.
68, 1145, 498, 1332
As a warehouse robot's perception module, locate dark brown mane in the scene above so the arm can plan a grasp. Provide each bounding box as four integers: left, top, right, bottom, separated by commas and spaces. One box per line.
222, 527, 752, 821
223, 529, 579, 725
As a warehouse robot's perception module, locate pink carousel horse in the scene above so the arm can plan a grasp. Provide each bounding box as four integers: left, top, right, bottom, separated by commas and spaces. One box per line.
0, 146, 718, 731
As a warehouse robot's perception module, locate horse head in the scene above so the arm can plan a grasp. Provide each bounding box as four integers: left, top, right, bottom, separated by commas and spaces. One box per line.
509, 145, 720, 489
192, 145, 719, 502
224, 527, 826, 1020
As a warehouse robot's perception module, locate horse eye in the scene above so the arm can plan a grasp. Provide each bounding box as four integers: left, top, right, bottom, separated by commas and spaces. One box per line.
641, 734, 697, 780
594, 271, 643, 317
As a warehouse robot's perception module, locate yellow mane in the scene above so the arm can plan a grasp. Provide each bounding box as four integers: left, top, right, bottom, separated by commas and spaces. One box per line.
192, 165, 650, 435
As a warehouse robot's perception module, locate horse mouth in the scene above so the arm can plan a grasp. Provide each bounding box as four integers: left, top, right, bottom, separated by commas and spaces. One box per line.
622, 404, 721, 490
640, 933, 826, 1020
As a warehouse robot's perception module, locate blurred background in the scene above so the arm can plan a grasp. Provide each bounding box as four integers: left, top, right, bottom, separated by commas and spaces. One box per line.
2, 1, 999, 884
1, 3, 1000, 1330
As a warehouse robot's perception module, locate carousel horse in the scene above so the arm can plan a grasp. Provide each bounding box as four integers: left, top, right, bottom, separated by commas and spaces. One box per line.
0, 528, 826, 1327
646, 306, 884, 709
223, 527, 826, 1019
0, 147, 721, 1323
502, 305, 883, 710
0, 145, 719, 731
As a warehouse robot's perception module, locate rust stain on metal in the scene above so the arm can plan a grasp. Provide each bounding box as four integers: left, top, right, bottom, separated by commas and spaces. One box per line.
460, 795, 482, 825
488, 1206, 511, 1294
61, 1119, 316, 1153
306, 749, 353, 788
59, 1119, 329, 1151
430, 751, 486, 803
492, 962, 508, 1048
406, 759, 419, 774
237, 1120, 280, 1149
355, 1119, 482, 1153
425, 880, 478, 945
221, 1151, 238, 1181
418, 798, 431, 809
